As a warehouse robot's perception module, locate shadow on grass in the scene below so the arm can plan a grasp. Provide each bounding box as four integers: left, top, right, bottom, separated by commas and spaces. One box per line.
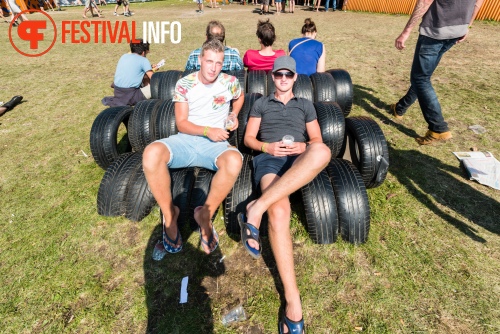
143, 223, 225, 333
353, 84, 500, 241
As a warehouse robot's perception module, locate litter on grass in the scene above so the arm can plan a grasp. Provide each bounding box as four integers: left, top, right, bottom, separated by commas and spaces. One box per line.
453, 151, 500, 190
468, 125, 487, 134
180, 276, 188, 304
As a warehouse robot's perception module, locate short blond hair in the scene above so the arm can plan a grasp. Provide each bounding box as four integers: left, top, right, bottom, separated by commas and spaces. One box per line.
200, 39, 225, 57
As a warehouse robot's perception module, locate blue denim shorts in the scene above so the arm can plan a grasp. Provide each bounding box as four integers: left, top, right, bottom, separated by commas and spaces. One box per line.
155, 133, 241, 171
253, 154, 298, 186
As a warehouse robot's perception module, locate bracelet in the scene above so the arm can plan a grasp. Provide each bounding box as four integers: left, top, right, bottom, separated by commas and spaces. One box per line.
261, 142, 268, 153
203, 126, 210, 137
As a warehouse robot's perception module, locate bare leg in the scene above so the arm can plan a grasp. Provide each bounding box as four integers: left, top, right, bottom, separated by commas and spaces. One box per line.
194, 150, 242, 253
246, 142, 331, 234
142, 142, 182, 249
267, 196, 303, 328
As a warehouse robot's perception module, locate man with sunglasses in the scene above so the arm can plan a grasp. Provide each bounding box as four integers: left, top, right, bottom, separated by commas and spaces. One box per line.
240, 56, 331, 334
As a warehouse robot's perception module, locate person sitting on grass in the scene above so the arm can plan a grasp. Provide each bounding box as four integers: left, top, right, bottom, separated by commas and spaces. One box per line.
243, 19, 286, 72
239, 56, 331, 334
143, 39, 244, 259
185, 20, 243, 72
101, 39, 154, 107
288, 18, 326, 76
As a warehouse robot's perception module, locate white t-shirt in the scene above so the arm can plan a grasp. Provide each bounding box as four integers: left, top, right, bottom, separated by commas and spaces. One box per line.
173, 72, 242, 129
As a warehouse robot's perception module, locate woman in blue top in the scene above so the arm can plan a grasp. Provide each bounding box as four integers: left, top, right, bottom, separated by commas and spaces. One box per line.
288, 18, 326, 76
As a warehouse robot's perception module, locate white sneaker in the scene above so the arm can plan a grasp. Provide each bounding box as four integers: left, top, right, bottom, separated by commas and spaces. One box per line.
113, 11, 117, 15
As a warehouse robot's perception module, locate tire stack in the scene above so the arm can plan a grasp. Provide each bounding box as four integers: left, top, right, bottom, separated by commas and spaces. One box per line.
90, 69, 389, 246
226, 69, 389, 244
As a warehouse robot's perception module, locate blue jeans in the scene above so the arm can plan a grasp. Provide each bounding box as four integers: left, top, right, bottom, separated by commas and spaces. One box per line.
324, 0, 336, 11
395, 35, 459, 133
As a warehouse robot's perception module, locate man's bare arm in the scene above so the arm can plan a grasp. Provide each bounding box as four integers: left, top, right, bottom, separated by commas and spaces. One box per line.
395, 0, 434, 50
457, 0, 485, 43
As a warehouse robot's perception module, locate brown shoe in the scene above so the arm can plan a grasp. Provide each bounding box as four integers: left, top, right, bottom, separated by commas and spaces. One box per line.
415, 130, 452, 145
390, 104, 403, 120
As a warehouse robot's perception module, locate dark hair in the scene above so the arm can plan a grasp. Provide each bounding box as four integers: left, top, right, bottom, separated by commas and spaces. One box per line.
206, 20, 225, 43
130, 39, 150, 55
256, 19, 276, 47
301, 18, 317, 34
200, 38, 225, 57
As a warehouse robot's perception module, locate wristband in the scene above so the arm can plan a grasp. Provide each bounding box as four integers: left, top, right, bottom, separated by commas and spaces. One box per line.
261, 142, 268, 153
203, 126, 210, 137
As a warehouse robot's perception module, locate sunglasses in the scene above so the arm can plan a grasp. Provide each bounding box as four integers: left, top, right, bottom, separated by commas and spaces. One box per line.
273, 71, 295, 79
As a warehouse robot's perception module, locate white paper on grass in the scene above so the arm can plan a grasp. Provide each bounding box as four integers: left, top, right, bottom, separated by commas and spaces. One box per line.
452, 151, 500, 190
180, 276, 188, 304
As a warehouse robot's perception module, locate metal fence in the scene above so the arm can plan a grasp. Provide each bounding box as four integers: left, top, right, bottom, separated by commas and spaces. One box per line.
346, 0, 500, 21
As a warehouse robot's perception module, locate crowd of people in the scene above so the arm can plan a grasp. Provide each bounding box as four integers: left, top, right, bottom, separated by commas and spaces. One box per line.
198, 0, 349, 14
99, 0, 484, 332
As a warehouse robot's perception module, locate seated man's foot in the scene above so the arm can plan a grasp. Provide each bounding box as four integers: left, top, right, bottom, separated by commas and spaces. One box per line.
194, 206, 219, 254
389, 103, 403, 120
238, 212, 261, 259
280, 300, 304, 334
415, 130, 452, 145
163, 207, 182, 251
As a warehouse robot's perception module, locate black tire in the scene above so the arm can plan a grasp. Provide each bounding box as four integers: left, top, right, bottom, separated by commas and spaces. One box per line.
314, 102, 345, 157
339, 116, 389, 188
327, 158, 370, 244
97, 152, 143, 217
327, 69, 353, 116
188, 168, 216, 230
170, 167, 196, 228
237, 93, 263, 155
247, 70, 267, 95
154, 99, 177, 141
310, 72, 337, 103
266, 71, 275, 97
90, 106, 133, 170
224, 154, 256, 234
300, 169, 338, 244
151, 70, 183, 100
293, 74, 314, 101
128, 99, 161, 152
125, 154, 157, 222
224, 69, 247, 96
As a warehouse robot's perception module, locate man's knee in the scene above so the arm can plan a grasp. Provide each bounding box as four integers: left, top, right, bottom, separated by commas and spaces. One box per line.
308, 142, 331, 163
217, 150, 243, 173
143, 142, 170, 170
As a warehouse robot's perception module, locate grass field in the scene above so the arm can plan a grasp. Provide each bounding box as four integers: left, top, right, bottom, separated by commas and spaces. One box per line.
1, 1, 499, 333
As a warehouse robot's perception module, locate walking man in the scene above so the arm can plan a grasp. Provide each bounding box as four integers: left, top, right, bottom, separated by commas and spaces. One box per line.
391, 0, 484, 145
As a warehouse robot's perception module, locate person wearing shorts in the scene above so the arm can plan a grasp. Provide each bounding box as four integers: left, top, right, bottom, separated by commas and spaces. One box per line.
82, 0, 102, 18
195, 0, 203, 13
114, 0, 130, 15
240, 56, 331, 333
274, 0, 282, 15
260, 0, 269, 14
143, 39, 244, 258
